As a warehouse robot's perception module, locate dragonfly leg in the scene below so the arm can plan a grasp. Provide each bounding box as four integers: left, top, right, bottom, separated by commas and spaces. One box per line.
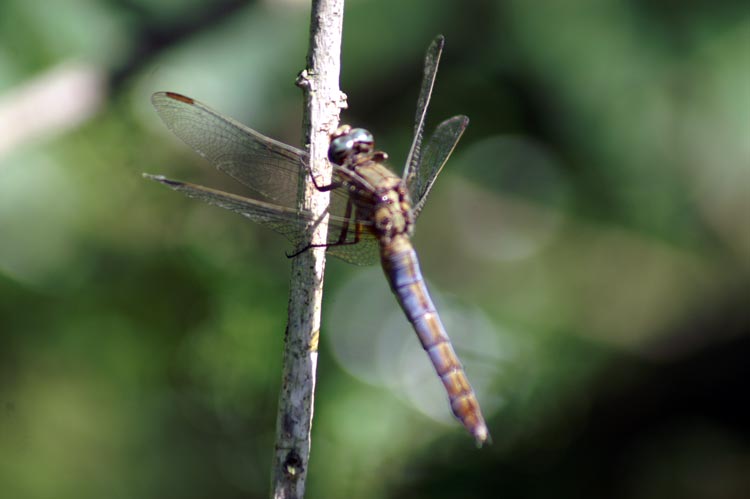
311, 176, 342, 192
308, 164, 342, 193
286, 199, 363, 258
295, 153, 342, 192
286, 228, 364, 258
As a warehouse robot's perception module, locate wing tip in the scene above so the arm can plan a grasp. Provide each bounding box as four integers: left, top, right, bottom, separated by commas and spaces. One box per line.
151, 91, 194, 106
142, 172, 162, 181
455, 115, 470, 128
435, 115, 470, 132
143, 173, 183, 189
164, 92, 194, 104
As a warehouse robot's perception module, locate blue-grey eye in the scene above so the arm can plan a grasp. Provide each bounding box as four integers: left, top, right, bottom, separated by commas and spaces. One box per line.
328, 128, 374, 165
348, 128, 373, 146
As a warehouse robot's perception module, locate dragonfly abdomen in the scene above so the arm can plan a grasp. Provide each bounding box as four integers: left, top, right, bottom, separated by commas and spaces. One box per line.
381, 244, 490, 446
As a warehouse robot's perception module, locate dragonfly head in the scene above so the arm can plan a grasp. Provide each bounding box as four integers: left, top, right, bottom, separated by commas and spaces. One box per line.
328, 126, 374, 166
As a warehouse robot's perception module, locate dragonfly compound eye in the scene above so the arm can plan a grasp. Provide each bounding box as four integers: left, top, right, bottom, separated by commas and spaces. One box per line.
328, 128, 374, 165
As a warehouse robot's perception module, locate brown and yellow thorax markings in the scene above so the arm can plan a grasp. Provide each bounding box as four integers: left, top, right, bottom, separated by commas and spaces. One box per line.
340, 159, 415, 245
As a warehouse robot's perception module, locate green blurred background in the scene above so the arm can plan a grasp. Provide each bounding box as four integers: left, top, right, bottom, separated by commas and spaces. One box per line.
1, 0, 749, 498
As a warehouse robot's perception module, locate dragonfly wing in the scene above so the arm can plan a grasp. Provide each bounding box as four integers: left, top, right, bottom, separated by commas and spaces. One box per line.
402, 35, 445, 186
325, 229, 381, 266
152, 92, 306, 207
151, 92, 353, 211
150, 92, 379, 263
145, 174, 310, 242
144, 174, 381, 265
410, 115, 469, 219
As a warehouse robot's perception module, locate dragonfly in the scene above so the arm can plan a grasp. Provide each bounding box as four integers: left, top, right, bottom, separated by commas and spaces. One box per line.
145, 35, 490, 446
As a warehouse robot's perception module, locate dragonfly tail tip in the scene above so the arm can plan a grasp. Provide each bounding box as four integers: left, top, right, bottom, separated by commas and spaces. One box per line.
474, 425, 492, 448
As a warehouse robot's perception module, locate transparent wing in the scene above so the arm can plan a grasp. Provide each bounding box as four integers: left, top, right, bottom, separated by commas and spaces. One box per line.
402, 35, 444, 186
399, 37, 469, 219
149, 92, 379, 265
144, 174, 380, 265
151, 92, 354, 221
410, 115, 469, 219
325, 235, 381, 266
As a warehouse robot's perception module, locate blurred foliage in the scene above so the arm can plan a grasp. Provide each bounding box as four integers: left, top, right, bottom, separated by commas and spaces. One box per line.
1, 0, 749, 498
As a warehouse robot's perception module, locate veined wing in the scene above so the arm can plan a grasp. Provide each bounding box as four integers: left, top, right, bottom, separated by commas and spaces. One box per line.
151, 92, 354, 218
400, 36, 469, 219
144, 174, 380, 265
411, 115, 469, 219
149, 92, 379, 265
402, 35, 444, 187
144, 174, 310, 241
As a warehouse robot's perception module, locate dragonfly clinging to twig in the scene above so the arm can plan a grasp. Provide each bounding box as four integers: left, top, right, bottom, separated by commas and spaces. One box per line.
145, 35, 490, 446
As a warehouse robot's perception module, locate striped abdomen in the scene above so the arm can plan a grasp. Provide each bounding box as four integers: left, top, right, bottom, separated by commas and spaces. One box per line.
380, 244, 490, 446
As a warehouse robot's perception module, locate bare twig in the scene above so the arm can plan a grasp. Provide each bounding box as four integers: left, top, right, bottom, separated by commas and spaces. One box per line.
270, 1, 345, 498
